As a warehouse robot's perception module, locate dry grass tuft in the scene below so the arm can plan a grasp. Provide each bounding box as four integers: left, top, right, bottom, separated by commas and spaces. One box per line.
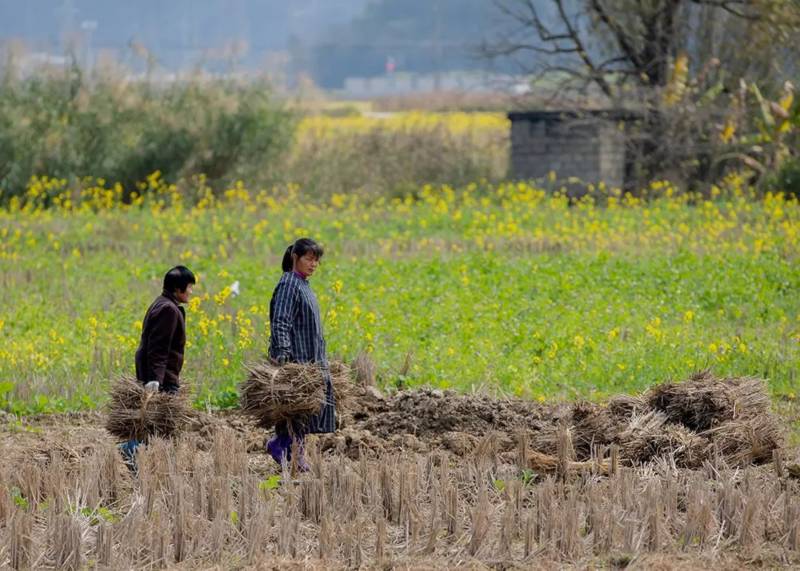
352, 351, 377, 387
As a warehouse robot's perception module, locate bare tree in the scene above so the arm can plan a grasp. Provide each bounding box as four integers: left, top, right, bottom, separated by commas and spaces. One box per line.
487, 0, 800, 186
487, 0, 790, 102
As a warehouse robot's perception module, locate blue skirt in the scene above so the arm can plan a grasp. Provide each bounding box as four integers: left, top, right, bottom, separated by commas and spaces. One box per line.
276, 369, 336, 436
306, 371, 336, 434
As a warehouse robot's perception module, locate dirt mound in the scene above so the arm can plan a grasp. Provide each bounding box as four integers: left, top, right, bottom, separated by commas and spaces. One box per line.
322, 373, 784, 469
318, 386, 570, 458
355, 387, 555, 437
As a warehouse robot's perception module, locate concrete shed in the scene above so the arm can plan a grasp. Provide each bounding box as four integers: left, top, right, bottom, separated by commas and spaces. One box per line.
508, 110, 638, 190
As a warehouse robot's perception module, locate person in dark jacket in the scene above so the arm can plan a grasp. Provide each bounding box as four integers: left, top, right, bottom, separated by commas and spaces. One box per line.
134, 265, 195, 394
266, 238, 335, 472
120, 265, 195, 468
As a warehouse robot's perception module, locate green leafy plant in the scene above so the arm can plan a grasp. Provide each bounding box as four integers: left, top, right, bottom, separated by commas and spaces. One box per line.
10, 487, 29, 510
259, 475, 282, 492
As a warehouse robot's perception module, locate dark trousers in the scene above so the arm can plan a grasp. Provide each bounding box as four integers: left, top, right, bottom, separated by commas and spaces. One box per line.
275, 418, 307, 438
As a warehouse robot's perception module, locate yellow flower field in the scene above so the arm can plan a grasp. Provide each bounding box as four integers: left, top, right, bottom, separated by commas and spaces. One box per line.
0, 172, 798, 412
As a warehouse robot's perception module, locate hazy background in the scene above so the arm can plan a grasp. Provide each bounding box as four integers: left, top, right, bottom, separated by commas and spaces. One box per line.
0, 0, 528, 90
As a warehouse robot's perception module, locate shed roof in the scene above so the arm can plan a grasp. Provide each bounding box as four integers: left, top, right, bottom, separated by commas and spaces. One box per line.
508, 109, 641, 122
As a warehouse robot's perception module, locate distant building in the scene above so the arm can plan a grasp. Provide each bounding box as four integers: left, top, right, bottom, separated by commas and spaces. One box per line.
339, 71, 528, 99
14, 52, 69, 76
508, 110, 639, 191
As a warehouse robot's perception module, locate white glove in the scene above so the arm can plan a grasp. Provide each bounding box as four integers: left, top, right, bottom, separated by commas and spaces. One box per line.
144, 381, 160, 393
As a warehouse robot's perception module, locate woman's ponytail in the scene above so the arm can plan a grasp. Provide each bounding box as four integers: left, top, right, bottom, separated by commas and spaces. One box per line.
281, 245, 294, 272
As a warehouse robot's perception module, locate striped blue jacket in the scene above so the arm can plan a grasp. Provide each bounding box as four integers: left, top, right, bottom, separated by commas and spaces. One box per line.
269, 271, 335, 433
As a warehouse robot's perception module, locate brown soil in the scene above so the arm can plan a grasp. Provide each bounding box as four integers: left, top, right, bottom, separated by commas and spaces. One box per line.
322, 386, 561, 458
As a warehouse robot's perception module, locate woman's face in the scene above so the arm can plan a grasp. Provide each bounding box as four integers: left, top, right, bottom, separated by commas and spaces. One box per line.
294, 252, 320, 277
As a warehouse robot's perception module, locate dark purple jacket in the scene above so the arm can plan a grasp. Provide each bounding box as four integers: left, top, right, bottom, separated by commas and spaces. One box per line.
134, 291, 185, 392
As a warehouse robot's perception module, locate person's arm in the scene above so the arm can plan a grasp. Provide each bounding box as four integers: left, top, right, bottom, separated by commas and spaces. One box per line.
271, 282, 297, 364
146, 305, 178, 386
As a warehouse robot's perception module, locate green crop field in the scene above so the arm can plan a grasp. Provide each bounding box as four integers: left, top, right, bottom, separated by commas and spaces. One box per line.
1, 174, 798, 415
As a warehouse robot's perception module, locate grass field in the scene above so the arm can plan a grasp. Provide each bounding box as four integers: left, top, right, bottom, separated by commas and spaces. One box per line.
1, 173, 799, 414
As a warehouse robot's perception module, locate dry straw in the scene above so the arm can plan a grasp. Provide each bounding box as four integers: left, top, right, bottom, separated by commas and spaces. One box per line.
239, 361, 352, 429
329, 360, 355, 408
646, 370, 770, 430
525, 372, 782, 469
1, 391, 798, 568
701, 415, 785, 466
105, 376, 193, 441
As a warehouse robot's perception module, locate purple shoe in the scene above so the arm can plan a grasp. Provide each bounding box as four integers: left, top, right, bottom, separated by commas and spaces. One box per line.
266, 434, 292, 465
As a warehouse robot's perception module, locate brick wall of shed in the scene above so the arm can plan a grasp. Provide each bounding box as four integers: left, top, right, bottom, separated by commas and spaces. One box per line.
510, 117, 627, 189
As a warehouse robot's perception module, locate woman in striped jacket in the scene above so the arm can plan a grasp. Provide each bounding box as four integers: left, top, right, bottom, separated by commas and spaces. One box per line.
266, 238, 335, 471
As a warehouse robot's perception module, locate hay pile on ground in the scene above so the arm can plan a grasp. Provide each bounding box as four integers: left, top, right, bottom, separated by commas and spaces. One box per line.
646, 370, 771, 430
105, 376, 193, 441
643, 371, 780, 466
702, 415, 785, 465
529, 372, 784, 469
240, 361, 353, 429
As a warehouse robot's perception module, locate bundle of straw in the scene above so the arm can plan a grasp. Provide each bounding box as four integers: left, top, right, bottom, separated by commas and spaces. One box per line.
105, 376, 193, 441
239, 360, 355, 429
527, 449, 609, 476
662, 424, 708, 468
570, 401, 617, 457
329, 360, 354, 409
240, 362, 329, 429
617, 410, 669, 463
701, 415, 784, 466
646, 372, 770, 431
607, 394, 647, 419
